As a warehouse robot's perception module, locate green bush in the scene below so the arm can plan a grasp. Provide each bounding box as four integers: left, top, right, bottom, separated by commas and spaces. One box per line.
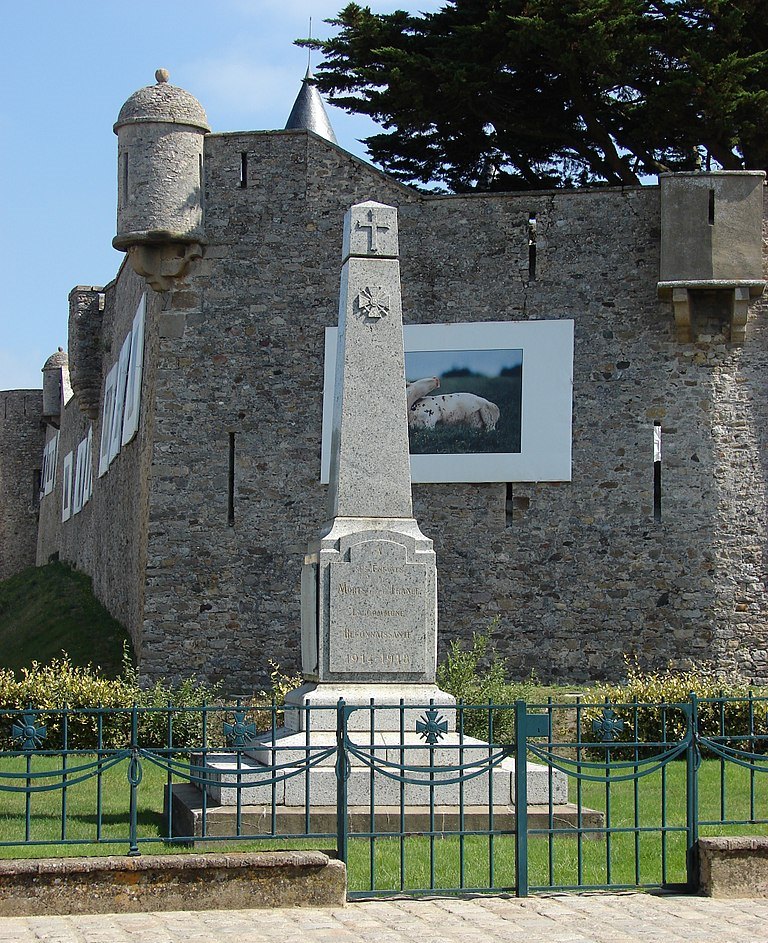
0, 649, 223, 751
583, 662, 768, 755
437, 622, 539, 742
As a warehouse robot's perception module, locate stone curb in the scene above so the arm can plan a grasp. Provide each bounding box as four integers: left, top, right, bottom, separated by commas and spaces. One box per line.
0, 851, 346, 916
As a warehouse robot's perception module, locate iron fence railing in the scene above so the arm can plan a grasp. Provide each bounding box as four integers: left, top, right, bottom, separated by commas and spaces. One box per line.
0, 695, 767, 897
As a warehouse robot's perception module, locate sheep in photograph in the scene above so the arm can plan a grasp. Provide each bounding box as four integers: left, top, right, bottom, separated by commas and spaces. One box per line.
406, 376, 440, 410
409, 390, 501, 431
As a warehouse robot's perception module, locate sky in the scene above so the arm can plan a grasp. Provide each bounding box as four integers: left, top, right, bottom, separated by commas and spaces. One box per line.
0, 0, 443, 391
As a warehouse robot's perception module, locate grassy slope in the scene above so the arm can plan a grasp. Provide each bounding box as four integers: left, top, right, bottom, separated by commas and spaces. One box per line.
0, 563, 131, 677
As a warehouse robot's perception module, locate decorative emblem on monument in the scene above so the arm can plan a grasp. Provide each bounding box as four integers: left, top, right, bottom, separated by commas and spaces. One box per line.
356, 286, 390, 320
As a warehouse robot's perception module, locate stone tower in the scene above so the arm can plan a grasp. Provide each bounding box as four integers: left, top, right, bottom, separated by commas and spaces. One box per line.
113, 69, 210, 291
41, 348, 71, 427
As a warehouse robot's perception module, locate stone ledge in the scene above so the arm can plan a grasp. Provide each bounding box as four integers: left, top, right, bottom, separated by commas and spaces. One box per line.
168, 782, 604, 841
0, 851, 346, 916
699, 837, 768, 898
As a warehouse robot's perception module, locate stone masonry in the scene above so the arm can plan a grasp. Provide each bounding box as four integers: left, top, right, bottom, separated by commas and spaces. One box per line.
7, 73, 766, 691
0, 391, 44, 581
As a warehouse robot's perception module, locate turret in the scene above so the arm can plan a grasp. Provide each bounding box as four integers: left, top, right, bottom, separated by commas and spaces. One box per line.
41, 348, 72, 427
113, 69, 210, 291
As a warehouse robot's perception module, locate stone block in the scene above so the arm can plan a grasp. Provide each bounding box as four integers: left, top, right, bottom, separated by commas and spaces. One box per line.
0, 852, 346, 915
202, 753, 285, 806
699, 837, 768, 897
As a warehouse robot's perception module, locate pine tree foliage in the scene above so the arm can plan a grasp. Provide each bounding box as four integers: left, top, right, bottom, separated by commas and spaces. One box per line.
300, 1, 768, 191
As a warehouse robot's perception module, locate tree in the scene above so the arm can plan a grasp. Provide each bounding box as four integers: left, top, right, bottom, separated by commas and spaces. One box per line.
300, 1, 768, 191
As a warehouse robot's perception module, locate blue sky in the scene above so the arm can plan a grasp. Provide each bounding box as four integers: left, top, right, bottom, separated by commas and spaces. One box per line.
0, 0, 441, 391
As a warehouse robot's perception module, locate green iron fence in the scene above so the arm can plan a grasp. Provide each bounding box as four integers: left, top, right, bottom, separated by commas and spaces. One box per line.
0, 695, 766, 897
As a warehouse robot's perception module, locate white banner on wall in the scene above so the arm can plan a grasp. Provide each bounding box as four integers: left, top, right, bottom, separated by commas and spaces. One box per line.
108, 333, 132, 464
122, 294, 146, 446
72, 437, 88, 515
98, 364, 118, 478
83, 427, 93, 505
61, 451, 73, 523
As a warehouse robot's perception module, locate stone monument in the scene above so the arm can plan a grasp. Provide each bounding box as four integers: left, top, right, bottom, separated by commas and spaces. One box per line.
190, 200, 570, 822
286, 199, 454, 730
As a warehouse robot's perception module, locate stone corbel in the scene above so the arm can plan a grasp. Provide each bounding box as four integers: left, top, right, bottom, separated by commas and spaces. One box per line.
126, 242, 204, 293
670, 287, 692, 343
658, 280, 766, 344
731, 286, 751, 344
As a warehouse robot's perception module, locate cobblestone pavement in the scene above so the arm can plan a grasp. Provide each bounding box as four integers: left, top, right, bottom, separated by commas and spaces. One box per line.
3, 894, 768, 943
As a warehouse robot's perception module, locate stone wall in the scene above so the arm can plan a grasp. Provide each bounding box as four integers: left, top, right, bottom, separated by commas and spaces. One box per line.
0, 390, 44, 581
36, 263, 161, 652
29, 128, 768, 689
134, 130, 768, 689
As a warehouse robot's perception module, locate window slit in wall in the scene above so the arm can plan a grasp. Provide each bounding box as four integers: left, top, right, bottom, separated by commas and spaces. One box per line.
505, 484, 529, 526
708, 188, 715, 225
528, 212, 537, 279
239, 152, 248, 189
653, 422, 662, 522
228, 432, 236, 526
122, 153, 129, 200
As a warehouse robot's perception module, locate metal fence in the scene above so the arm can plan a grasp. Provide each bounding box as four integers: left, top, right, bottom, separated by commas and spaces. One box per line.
0, 695, 766, 897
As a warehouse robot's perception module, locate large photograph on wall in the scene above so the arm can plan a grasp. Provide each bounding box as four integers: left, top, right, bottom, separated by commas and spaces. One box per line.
321, 320, 574, 484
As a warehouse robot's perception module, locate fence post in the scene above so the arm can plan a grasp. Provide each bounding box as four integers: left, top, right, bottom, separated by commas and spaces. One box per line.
514, 699, 529, 898
685, 692, 699, 891
335, 698, 349, 867
127, 704, 141, 856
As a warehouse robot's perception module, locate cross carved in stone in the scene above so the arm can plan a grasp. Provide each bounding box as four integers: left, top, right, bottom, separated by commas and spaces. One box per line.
356, 208, 390, 253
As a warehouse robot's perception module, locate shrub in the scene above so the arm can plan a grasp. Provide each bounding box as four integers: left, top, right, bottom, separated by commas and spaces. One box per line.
0, 649, 224, 751
437, 621, 539, 742
583, 661, 768, 756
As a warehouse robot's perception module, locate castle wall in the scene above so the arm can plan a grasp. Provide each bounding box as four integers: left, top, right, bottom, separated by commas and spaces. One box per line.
132, 129, 768, 689
0, 391, 44, 580
36, 265, 161, 655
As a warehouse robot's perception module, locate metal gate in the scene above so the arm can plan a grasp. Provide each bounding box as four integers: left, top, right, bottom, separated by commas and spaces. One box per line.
0, 695, 766, 897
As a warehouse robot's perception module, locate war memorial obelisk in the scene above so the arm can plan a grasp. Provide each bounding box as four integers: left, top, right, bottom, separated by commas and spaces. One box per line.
286, 199, 454, 725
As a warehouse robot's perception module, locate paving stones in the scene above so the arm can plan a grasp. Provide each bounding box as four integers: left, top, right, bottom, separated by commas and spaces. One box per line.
4, 894, 768, 943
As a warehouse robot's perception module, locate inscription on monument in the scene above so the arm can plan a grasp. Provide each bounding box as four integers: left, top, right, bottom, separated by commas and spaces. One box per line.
328, 561, 427, 674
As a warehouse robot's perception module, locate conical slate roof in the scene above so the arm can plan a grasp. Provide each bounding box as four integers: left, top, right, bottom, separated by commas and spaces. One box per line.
285, 68, 337, 144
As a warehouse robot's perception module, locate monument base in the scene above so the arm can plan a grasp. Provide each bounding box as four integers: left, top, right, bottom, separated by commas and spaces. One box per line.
283, 682, 456, 731
167, 783, 604, 842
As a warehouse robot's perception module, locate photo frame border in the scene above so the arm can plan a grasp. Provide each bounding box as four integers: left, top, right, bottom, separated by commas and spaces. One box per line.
320, 319, 574, 484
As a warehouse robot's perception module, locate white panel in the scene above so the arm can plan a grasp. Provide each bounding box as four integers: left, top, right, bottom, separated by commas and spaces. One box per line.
43, 433, 59, 495
61, 451, 73, 523
108, 334, 132, 464
98, 364, 118, 478
72, 437, 88, 515
653, 426, 662, 462
321, 320, 574, 484
40, 444, 48, 500
122, 293, 146, 446
83, 427, 94, 504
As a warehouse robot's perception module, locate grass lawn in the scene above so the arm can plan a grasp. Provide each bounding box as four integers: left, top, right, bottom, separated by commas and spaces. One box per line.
0, 563, 130, 677
0, 753, 765, 896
